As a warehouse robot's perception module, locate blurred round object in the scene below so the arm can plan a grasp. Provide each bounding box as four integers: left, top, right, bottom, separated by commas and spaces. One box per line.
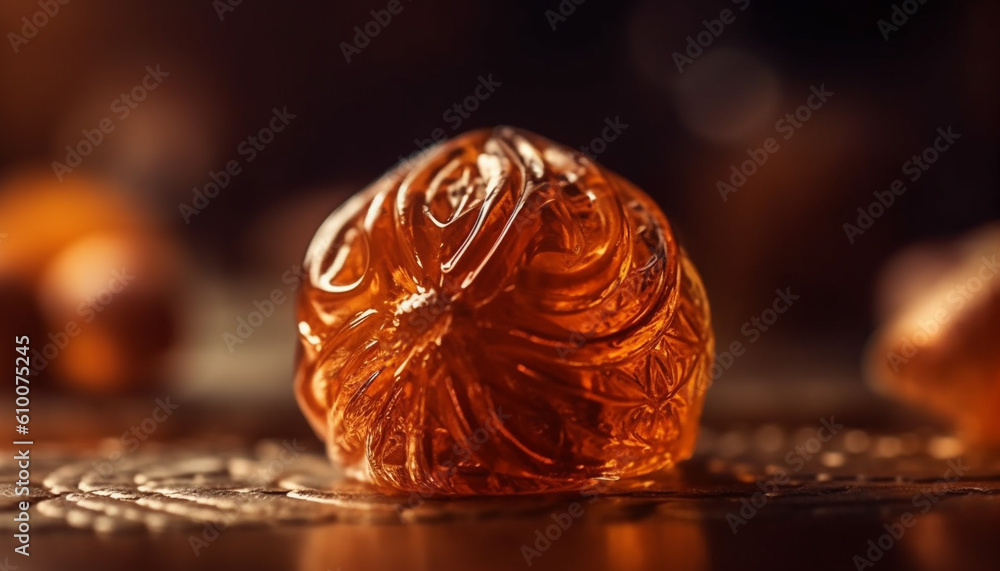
37, 233, 180, 393
0, 172, 139, 279
674, 49, 780, 144
0, 170, 182, 393
47, 64, 223, 212
625, 0, 706, 92
102, 83, 221, 200
866, 225, 1000, 444
872, 242, 960, 322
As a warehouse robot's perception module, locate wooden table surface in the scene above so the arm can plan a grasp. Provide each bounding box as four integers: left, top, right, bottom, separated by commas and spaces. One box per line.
3, 398, 1000, 571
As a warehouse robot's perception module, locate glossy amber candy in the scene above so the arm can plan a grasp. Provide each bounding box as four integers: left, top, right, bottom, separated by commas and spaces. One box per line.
294, 127, 715, 494
867, 225, 1000, 444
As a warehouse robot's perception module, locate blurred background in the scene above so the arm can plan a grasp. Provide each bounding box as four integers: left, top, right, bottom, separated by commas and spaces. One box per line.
0, 0, 997, 436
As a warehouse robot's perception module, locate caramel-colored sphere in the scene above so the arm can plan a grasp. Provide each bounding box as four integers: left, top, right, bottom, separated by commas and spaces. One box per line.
295, 127, 714, 494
